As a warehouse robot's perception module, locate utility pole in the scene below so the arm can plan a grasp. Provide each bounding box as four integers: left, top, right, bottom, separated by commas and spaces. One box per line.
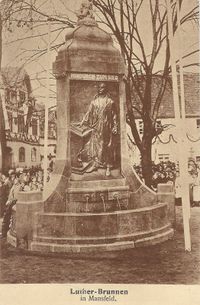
176, 0, 190, 219
166, 0, 191, 251
43, 18, 51, 187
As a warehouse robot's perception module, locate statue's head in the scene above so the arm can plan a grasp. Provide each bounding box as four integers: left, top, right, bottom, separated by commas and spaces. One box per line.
76, 0, 95, 25
98, 82, 108, 96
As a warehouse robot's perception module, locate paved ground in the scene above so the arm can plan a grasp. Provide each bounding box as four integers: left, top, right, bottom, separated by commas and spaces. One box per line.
0, 206, 199, 284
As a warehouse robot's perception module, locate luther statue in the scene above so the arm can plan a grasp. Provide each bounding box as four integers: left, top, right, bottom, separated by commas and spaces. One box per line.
78, 82, 119, 176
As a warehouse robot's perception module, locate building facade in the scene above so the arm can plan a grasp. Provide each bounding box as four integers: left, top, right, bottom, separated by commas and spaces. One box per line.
39, 106, 57, 167
0, 67, 42, 171
0, 67, 58, 172
127, 73, 200, 167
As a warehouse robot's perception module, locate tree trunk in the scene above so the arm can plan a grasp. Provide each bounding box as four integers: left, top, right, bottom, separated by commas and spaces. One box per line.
125, 76, 154, 187
141, 76, 154, 188
141, 139, 153, 188
125, 78, 142, 152
0, 13, 2, 69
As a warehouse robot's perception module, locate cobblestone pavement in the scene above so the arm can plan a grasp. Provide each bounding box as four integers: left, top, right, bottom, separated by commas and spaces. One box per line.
0, 207, 199, 284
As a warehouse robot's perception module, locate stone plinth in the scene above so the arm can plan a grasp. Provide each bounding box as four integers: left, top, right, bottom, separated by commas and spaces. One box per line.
8, 191, 43, 249
157, 183, 176, 227
8, 14, 175, 253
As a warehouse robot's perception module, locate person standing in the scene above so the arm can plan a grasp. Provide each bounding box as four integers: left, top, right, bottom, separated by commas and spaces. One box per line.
1, 171, 24, 238
193, 171, 200, 206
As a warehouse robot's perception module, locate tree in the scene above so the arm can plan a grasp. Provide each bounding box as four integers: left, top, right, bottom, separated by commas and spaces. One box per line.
0, 0, 29, 171
0, 0, 198, 183
1, 1, 76, 102
0, 0, 74, 171
0, 0, 75, 67
93, 0, 199, 187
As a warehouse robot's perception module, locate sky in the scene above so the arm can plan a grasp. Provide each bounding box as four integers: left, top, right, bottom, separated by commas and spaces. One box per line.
2, 0, 199, 106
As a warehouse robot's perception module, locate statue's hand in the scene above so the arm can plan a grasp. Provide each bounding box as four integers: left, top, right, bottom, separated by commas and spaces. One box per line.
108, 140, 112, 148
77, 122, 83, 128
112, 126, 117, 135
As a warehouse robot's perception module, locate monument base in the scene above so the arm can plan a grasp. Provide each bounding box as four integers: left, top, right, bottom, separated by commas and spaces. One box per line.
8, 213, 173, 254
8, 181, 174, 254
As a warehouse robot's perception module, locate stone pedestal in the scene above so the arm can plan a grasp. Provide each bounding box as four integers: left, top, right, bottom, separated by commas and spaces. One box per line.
8, 15, 175, 253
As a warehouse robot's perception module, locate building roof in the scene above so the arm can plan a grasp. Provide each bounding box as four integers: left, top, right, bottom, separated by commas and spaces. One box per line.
0, 66, 32, 94
35, 102, 45, 112
133, 72, 200, 119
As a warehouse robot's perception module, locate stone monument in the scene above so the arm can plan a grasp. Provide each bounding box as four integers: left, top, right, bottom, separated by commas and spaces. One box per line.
8, 0, 175, 253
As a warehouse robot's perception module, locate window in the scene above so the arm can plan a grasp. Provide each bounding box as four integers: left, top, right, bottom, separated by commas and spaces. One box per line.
156, 120, 162, 128
138, 120, 143, 135
196, 156, 200, 163
40, 120, 44, 137
158, 154, 170, 162
5, 89, 10, 103
18, 115, 24, 133
196, 119, 200, 129
49, 123, 56, 138
8, 113, 13, 131
19, 147, 25, 162
31, 147, 37, 162
32, 119, 38, 136
11, 90, 17, 104
19, 91, 26, 104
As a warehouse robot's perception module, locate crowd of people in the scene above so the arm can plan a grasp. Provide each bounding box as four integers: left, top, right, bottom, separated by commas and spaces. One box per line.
0, 166, 53, 216
134, 160, 200, 206
134, 161, 177, 189
0, 166, 43, 192
0, 165, 53, 238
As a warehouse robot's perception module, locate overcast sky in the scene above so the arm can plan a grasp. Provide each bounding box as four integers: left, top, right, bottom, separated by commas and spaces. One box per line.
2, 0, 199, 105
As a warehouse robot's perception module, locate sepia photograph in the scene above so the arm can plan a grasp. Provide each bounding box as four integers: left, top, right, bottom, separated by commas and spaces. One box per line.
0, 0, 199, 304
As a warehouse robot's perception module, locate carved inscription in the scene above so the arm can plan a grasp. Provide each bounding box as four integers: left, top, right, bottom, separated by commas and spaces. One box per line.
70, 73, 119, 81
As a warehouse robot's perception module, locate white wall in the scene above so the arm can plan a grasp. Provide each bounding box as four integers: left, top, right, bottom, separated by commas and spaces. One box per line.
6, 141, 41, 168
127, 118, 200, 165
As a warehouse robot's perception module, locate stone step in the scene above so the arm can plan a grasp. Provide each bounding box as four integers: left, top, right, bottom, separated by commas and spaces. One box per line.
135, 228, 174, 247
68, 178, 127, 189
65, 198, 129, 213
66, 185, 129, 210
30, 228, 174, 253
34, 202, 169, 239
38, 202, 167, 216
33, 224, 172, 245
67, 185, 129, 194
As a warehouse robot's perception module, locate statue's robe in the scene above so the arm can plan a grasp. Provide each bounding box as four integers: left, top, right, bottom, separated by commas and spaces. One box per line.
79, 95, 118, 170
